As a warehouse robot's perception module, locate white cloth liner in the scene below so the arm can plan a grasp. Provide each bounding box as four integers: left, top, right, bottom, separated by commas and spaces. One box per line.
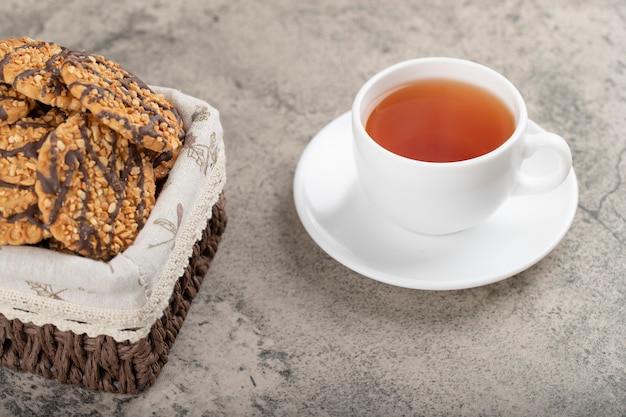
0, 87, 226, 343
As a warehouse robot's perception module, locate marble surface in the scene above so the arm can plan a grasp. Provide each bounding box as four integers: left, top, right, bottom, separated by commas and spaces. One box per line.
1, 0, 625, 416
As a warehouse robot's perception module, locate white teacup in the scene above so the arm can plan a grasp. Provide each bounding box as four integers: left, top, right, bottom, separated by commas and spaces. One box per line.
352, 57, 572, 235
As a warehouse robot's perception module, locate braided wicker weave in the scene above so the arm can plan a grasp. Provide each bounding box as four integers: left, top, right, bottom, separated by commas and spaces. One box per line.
0, 193, 226, 394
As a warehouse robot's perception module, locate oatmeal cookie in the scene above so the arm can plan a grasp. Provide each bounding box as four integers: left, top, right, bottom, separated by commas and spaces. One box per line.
36, 112, 157, 260
0, 187, 48, 245
0, 109, 67, 245
60, 51, 184, 172
0, 108, 68, 186
0, 83, 35, 125
0, 37, 81, 110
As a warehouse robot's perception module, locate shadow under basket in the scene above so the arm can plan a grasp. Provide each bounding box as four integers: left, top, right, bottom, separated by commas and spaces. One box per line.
0, 193, 227, 394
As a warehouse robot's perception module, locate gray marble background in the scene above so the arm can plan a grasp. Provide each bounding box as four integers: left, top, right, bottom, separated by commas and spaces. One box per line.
0, 0, 625, 416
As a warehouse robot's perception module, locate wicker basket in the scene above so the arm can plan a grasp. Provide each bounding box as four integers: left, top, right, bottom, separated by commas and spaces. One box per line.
0, 193, 226, 394
0, 87, 227, 394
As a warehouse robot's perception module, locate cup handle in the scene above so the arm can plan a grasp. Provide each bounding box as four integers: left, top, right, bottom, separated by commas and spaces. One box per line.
515, 132, 572, 193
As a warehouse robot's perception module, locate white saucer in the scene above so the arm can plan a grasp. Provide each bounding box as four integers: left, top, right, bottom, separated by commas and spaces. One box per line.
293, 112, 578, 290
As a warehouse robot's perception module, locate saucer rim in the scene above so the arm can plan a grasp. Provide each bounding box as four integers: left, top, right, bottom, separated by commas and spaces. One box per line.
293, 111, 579, 290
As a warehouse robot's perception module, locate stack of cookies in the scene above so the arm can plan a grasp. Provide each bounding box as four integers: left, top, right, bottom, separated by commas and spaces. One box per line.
0, 37, 185, 260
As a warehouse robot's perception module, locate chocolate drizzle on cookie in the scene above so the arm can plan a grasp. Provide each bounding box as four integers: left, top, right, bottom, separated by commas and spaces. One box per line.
19, 52, 70, 99
0, 111, 64, 237
60, 51, 184, 159
4, 201, 45, 228
0, 93, 30, 122
0, 38, 80, 110
0, 37, 180, 259
36, 113, 155, 260
0, 123, 48, 160
0, 83, 35, 124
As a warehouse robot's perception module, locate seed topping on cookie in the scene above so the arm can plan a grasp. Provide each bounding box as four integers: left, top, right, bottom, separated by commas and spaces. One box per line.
0, 37, 183, 259
0, 83, 36, 125
0, 37, 81, 110
0, 108, 68, 245
60, 51, 184, 160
